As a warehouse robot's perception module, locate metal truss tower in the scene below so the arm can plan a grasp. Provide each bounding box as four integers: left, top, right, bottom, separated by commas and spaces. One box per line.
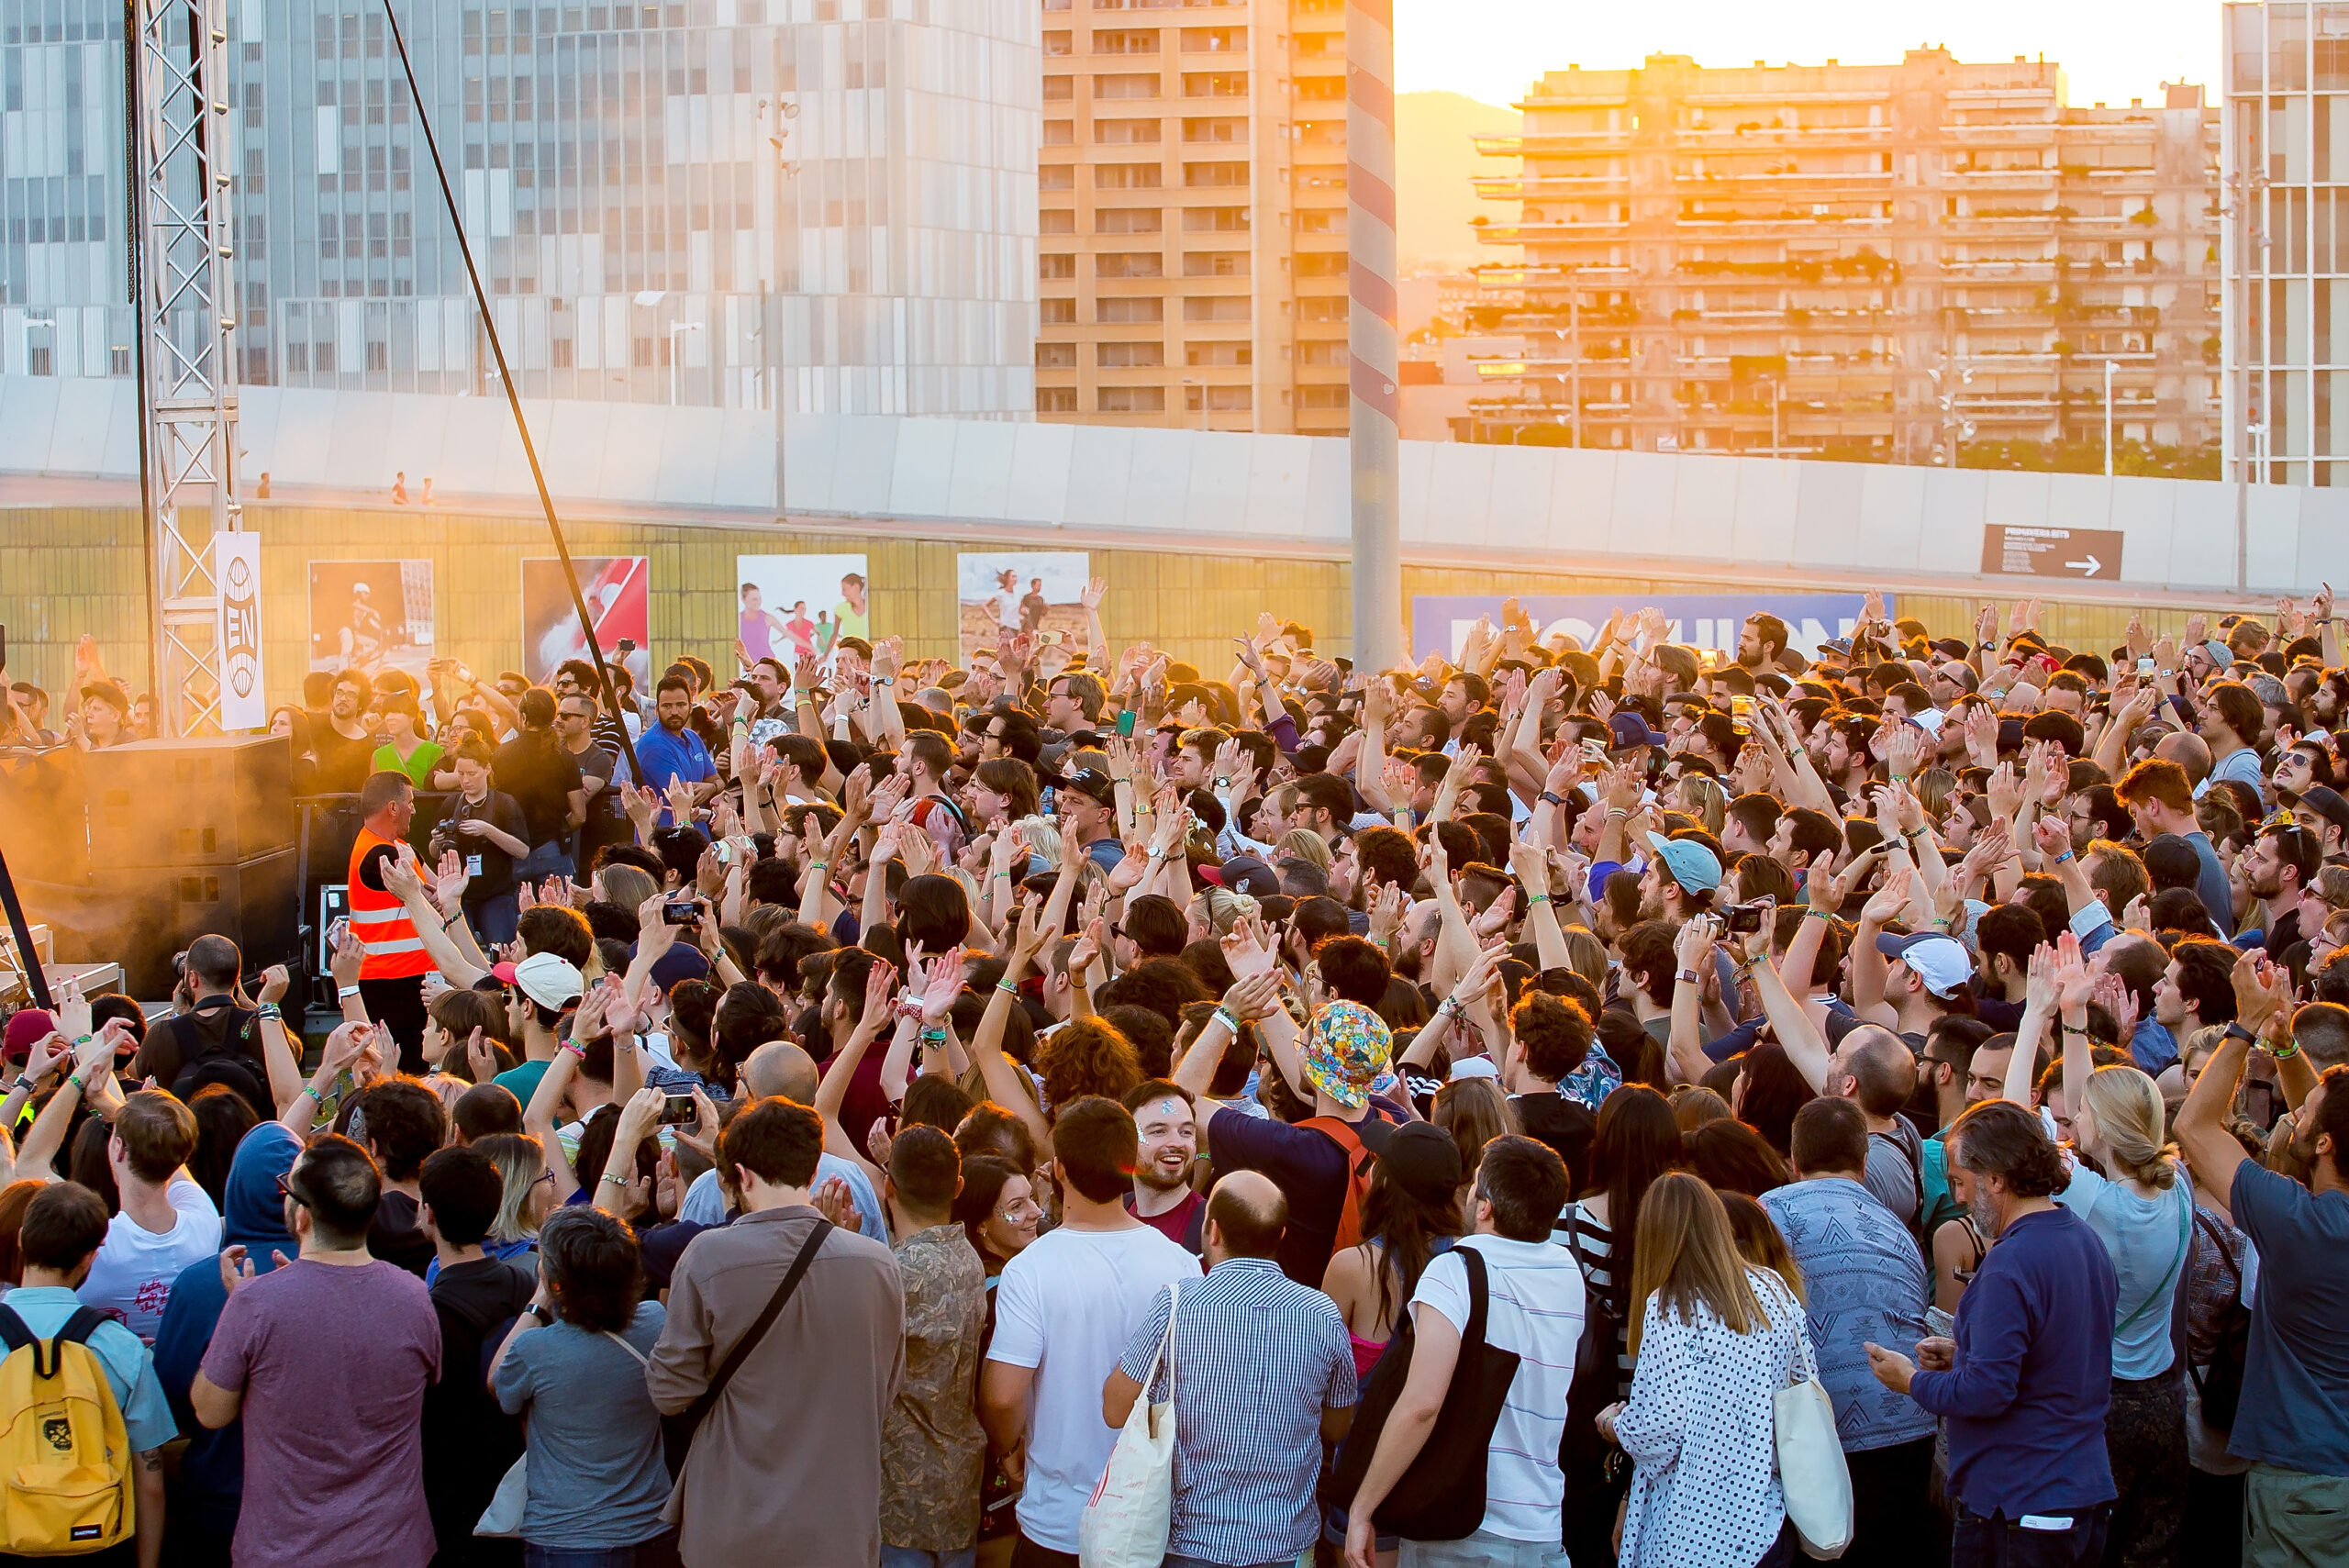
128, 0, 242, 734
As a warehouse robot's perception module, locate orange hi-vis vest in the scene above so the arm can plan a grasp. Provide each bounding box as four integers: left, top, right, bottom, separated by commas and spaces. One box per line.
349, 826, 432, 980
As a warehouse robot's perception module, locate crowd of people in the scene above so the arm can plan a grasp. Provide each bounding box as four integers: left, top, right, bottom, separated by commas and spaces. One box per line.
0, 585, 2343, 1568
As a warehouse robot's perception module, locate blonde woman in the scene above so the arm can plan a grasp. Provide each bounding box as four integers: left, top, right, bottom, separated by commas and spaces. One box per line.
1598, 1173, 1812, 1568
2052, 938, 2193, 1568
1675, 773, 1727, 839
1275, 827, 1332, 872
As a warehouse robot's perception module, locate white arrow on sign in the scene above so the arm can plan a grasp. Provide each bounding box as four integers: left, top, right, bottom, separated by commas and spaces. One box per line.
2065, 555, 2102, 575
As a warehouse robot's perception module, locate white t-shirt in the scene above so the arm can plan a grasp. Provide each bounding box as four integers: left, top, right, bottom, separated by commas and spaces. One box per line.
77, 1174, 223, 1344
1409, 1232, 1586, 1543
987, 1222, 1200, 1552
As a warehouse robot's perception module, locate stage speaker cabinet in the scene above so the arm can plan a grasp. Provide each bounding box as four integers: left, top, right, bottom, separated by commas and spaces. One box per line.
85, 735, 295, 870
72, 849, 302, 1000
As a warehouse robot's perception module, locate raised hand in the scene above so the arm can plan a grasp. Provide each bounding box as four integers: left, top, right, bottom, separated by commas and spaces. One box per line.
1220, 914, 1280, 980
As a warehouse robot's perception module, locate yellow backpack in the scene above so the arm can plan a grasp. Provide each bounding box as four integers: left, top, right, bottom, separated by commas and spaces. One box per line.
0, 1306, 134, 1556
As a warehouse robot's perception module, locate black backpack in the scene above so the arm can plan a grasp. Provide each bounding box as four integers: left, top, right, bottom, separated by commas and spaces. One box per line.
159, 1001, 273, 1122
1559, 1206, 1631, 1562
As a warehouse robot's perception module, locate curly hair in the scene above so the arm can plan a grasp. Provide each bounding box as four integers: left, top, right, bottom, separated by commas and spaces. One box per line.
1034, 1018, 1142, 1119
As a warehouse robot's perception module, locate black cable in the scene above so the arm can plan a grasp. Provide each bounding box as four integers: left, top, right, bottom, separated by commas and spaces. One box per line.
376, 0, 643, 789
124, 0, 159, 708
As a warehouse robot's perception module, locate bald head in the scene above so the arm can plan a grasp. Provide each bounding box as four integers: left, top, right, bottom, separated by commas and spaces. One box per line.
1832, 1025, 1918, 1118
1206, 1170, 1287, 1261
184, 933, 242, 992
2154, 729, 2211, 787
742, 1040, 818, 1104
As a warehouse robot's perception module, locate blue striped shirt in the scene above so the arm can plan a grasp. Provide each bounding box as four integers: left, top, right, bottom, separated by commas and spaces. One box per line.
1117, 1257, 1356, 1565
1408, 1233, 1586, 1543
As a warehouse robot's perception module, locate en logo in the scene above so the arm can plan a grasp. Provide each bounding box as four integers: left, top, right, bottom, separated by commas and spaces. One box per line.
40, 1415, 71, 1452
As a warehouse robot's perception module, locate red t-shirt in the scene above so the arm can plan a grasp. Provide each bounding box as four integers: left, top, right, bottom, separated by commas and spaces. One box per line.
1127, 1188, 1206, 1253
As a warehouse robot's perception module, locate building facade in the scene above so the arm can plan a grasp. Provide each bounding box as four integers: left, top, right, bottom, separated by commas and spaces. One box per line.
2222, 1, 2349, 485
1031, 0, 1347, 434
1, 0, 1040, 417
1468, 50, 2219, 468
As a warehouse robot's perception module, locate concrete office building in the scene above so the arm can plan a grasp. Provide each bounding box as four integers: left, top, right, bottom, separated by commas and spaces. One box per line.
2222, 1, 2349, 485
1, 0, 1040, 418
1031, 0, 1348, 434
1467, 49, 2220, 466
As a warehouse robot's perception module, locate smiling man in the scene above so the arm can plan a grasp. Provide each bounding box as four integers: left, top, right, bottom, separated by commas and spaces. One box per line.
1123, 1080, 1204, 1254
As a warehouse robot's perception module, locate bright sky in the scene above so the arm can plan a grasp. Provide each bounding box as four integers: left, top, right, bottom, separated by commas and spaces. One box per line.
1395, 0, 2224, 112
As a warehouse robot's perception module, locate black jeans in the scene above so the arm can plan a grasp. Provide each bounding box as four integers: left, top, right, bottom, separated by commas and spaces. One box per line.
2182, 1466, 2245, 1568
1951, 1503, 2112, 1568
1007, 1535, 1078, 1568
358, 972, 429, 1073
1845, 1435, 1936, 1568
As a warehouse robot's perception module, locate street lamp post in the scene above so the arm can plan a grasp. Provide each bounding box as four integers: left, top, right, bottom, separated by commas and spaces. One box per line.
2114, 359, 2132, 481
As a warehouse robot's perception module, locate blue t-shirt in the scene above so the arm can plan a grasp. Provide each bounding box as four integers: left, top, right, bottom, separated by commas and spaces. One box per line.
1761, 1178, 1936, 1454
0, 1286, 177, 1452
2054, 1160, 2193, 1380
493, 1300, 671, 1547
633, 725, 715, 824
2228, 1161, 2349, 1475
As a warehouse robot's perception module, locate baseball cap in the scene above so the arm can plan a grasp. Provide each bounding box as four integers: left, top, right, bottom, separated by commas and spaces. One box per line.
1358, 1119, 1464, 1205
2299, 784, 2349, 839
510, 951, 585, 1011
1297, 999, 1392, 1110
1609, 711, 1669, 752
1873, 932, 1974, 1000
2201, 640, 2235, 671
1643, 830, 1722, 895
649, 945, 711, 993
1203, 855, 1282, 898
2, 1009, 55, 1061
1055, 767, 1117, 807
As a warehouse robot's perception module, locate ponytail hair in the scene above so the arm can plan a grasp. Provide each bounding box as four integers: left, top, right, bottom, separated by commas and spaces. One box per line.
2081, 1063, 2178, 1189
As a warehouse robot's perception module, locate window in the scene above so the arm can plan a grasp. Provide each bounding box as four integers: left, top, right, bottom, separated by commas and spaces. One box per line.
1097, 163, 1163, 188
1095, 118, 1161, 143
1037, 342, 1077, 367
1041, 209, 1076, 233
1294, 31, 1338, 58
1097, 72, 1157, 98
1184, 296, 1250, 321
1038, 387, 1079, 412
1297, 252, 1347, 275
1097, 251, 1165, 277
1041, 253, 1077, 278
1044, 74, 1074, 100
1186, 341, 1251, 365
1185, 162, 1247, 187
1098, 385, 1168, 412
1041, 166, 1075, 191
1180, 27, 1243, 50
1093, 28, 1159, 53
1184, 251, 1248, 275
1297, 118, 1342, 145
1186, 384, 1252, 411
1295, 75, 1343, 100
1097, 207, 1163, 233
1299, 384, 1349, 408
1044, 30, 1071, 53
1297, 207, 1344, 233
1298, 340, 1344, 365
1299, 296, 1346, 320
1184, 72, 1246, 96
1043, 120, 1075, 145
1185, 206, 1249, 231
1042, 297, 1078, 324
286, 342, 309, 372
1182, 117, 1245, 143
1098, 340, 1165, 367
1098, 297, 1164, 322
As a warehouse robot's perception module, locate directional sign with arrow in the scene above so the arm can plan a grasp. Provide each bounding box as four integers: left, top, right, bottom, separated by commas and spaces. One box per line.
1980, 525, 2123, 583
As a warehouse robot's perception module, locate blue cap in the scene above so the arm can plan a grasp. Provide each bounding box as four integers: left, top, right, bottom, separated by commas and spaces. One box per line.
1609, 710, 1669, 751
1643, 830, 1721, 895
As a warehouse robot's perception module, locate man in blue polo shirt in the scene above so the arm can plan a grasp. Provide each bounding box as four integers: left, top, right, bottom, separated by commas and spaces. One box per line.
633, 673, 716, 828
1865, 1099, 2115, 1568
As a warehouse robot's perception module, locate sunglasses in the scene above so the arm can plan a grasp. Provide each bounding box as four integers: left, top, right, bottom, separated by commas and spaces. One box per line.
275, 1173, 308, 1209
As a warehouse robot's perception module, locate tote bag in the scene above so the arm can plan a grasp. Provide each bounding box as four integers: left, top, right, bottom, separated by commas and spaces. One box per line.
1773, 1329, 1853, 1561
1078, 1284, 1181, 1568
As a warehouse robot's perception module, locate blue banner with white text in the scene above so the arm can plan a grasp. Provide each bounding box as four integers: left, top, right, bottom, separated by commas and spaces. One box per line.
1409, 594, 1874, 662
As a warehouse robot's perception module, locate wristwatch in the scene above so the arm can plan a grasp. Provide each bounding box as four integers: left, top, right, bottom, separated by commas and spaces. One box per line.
527, 1304, 554, 1326
2222, 1021, 2258, 1048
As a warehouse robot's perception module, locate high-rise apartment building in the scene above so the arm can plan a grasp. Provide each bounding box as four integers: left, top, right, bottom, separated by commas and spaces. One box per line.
1469, 50, 2219, 466
1, 0, 1040, 417
1030, 0, 1348, 434
2221, 2, 2349, 484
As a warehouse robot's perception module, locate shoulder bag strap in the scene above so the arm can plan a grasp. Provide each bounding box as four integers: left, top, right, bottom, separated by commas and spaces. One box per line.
2115, 1183, 2196, 1337
679, 1219, 832, 1440
1458, 1245, 1489, 1350
604, 1330, 651, 1371
1140, 1282, 1180, 1404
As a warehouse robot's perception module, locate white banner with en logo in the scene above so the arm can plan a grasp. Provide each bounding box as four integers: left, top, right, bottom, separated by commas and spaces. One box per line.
214, 531, 266, 730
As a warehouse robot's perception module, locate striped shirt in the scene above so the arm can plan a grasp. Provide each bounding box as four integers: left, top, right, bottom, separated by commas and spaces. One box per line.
1408, 1234, 1586, 1544
1117, 1257, 1356, 1565
1557, 1199, 1633, 1398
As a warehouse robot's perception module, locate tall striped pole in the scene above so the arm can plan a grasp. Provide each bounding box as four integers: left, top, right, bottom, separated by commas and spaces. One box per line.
1346, 0, 1402, 673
